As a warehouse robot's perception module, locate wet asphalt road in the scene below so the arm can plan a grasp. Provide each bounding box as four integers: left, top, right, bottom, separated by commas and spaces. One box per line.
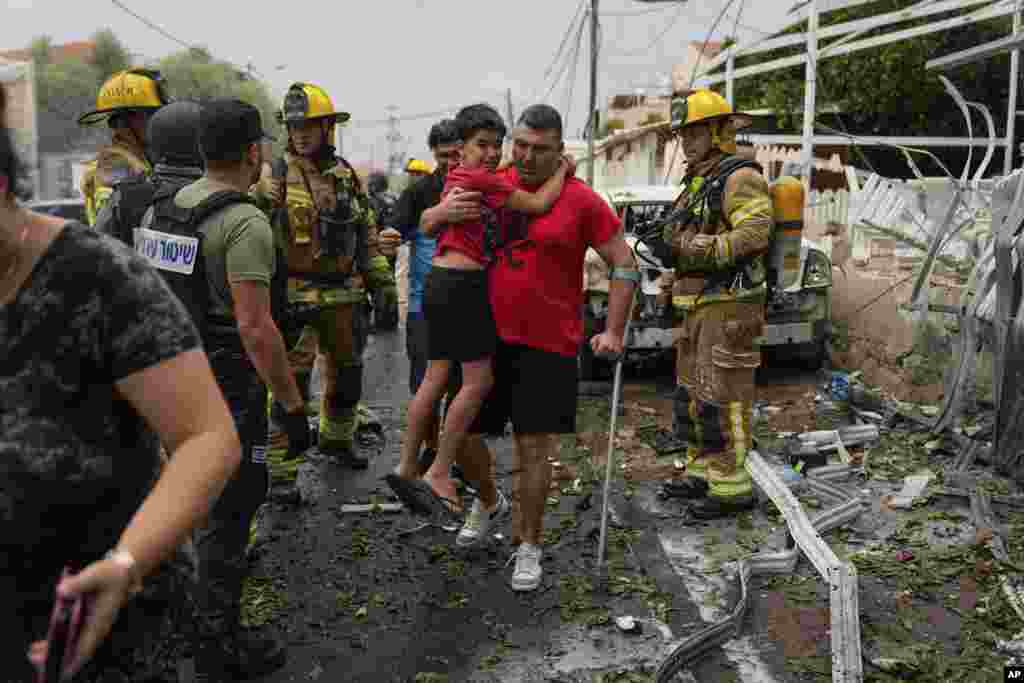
249, 323, 827, 682
253, 323, 584, 683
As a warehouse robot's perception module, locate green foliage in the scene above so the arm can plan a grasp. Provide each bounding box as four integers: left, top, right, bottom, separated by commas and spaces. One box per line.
157, 48, 284, 154
717, 1, 1013, 173
26, 31, 284, 156
34, 55, 105, 154
30, 36, 53, 67
88, 29, 130, 80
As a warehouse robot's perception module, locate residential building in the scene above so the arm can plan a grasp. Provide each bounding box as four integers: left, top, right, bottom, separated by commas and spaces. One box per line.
0, 56, 38, 197
1, 40, 106, 199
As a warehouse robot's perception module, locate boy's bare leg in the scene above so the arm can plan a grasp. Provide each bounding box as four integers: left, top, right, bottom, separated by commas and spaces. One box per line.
423, 358, 493, 507
397, 361, 452, 480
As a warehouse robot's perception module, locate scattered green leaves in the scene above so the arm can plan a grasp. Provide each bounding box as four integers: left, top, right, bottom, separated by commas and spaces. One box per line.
445, 592, 468, 609
559, 575, 610, 626
414, 674, 448, 683
240, 575, 287, 627
351, 526, 371, 559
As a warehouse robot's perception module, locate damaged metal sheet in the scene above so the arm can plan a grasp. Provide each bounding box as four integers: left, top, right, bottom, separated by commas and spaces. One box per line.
654, 453, 865, 683
888, 471, 935, 509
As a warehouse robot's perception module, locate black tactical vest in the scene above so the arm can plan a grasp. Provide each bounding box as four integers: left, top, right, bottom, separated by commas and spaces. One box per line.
138, 187, 288, 344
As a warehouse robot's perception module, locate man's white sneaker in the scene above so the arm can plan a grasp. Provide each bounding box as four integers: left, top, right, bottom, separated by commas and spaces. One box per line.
510, 543, 543, 592
456, 490, 510, 548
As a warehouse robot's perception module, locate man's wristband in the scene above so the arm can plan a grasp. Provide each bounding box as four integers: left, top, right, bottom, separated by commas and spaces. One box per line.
610, 267, 642, 283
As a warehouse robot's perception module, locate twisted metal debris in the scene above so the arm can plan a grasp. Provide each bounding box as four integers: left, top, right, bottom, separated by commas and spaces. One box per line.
654, 453, 867, 682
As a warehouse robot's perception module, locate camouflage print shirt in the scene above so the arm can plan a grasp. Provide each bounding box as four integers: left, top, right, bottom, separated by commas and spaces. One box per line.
0, 222, 200, 680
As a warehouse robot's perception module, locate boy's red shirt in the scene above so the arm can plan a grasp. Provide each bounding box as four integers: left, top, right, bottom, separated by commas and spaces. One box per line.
435, 164, 518, 265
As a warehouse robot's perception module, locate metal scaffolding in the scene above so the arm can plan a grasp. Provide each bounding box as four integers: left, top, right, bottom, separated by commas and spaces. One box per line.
694, 0, 1021, 181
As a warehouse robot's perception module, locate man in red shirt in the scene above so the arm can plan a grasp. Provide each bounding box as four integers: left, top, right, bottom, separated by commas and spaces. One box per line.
421, 104, 638, 591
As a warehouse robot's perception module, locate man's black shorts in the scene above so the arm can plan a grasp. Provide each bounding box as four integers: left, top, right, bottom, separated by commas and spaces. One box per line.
423, 265, 496, 362
470, 340, 578, 436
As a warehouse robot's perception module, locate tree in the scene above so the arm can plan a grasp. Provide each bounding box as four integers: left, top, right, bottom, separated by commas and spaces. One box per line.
719, 0, 1013, 176
29, 36, 105, 155
89, 29, 130, 79
157, 47, 284, 153
30, 36, 52, 67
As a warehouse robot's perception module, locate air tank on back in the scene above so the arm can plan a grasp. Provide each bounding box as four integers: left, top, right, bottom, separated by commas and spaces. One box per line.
768, 175, 805, 291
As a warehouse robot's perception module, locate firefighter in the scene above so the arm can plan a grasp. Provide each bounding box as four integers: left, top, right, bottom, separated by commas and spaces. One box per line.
255, 82, 398, 469
78, 69, 169, 225
94, 100, 205, 244
662, 89, 773, 520
404, 157, 432, 180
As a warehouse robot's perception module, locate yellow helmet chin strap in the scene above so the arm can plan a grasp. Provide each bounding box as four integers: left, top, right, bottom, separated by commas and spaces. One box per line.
711, 119, 739, 155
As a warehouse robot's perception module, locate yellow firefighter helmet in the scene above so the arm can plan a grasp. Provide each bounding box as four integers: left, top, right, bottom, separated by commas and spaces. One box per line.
405, 158, 432, 175
277, 82, 351, 126
670, 89, 754, 154
78, 69, 170, 126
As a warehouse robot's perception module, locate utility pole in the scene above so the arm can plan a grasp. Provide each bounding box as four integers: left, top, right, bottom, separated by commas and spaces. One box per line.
385, 105, 402, 175
506, 88, 515, 131
587, 0, 599, 187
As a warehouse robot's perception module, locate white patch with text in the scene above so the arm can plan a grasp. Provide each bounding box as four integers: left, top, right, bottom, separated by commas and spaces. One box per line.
134, 227, 199, 275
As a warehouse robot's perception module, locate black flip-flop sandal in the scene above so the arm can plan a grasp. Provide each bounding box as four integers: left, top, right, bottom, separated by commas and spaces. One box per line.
385, 474, 460, 519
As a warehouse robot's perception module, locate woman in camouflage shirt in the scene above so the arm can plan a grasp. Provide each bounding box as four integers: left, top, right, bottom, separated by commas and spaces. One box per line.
0, 85, 242, 682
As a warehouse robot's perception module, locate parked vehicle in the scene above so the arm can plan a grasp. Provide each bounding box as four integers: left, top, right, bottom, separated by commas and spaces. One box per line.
581, 184, 832, 379
27, 198, 87, 223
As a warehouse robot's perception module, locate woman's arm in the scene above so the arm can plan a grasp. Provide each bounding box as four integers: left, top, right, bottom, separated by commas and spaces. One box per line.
45, 349, 240, 676
113, 348, 241, 576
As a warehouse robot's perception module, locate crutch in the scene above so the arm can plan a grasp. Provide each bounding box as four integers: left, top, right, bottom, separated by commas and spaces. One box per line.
597, 290, 639, 570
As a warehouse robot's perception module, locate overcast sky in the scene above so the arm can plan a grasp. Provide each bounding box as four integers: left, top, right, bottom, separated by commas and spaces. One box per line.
2, 0, 797, 167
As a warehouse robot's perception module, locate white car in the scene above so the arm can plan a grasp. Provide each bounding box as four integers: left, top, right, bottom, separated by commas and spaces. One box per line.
581, 184, 832, 379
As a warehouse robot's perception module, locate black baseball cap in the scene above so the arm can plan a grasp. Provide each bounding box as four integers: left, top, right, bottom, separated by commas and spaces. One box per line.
199, 98, 275, 162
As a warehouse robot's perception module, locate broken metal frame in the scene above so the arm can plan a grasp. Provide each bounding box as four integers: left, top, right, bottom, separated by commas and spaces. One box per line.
654, 454, 866, 683
926, 0, 1023, 176
695, 0, 1019, 182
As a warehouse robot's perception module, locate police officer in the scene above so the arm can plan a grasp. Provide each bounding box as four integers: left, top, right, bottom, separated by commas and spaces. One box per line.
94, 100, 205, 244
78, 69, 169, 225
138, 98, 309, 680
662, 89, 773, 520
254, 82, 398, 468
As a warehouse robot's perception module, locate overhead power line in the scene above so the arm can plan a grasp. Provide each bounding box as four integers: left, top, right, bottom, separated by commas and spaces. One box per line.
601, 4, 676, 17
349, 107, 461, 128
544, 0, 588, 82
604, 2, 687, 57
545, 11, 588, 103
108, 0, 265, 78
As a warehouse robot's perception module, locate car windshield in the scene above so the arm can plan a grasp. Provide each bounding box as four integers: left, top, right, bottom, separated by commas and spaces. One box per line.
616, 202, 674, 235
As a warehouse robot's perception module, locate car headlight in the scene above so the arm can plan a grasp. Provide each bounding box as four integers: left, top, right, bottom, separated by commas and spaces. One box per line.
803, 250, 832, 288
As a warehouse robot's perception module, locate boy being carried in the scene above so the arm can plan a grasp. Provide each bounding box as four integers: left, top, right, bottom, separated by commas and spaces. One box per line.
387, 103, 570, 517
